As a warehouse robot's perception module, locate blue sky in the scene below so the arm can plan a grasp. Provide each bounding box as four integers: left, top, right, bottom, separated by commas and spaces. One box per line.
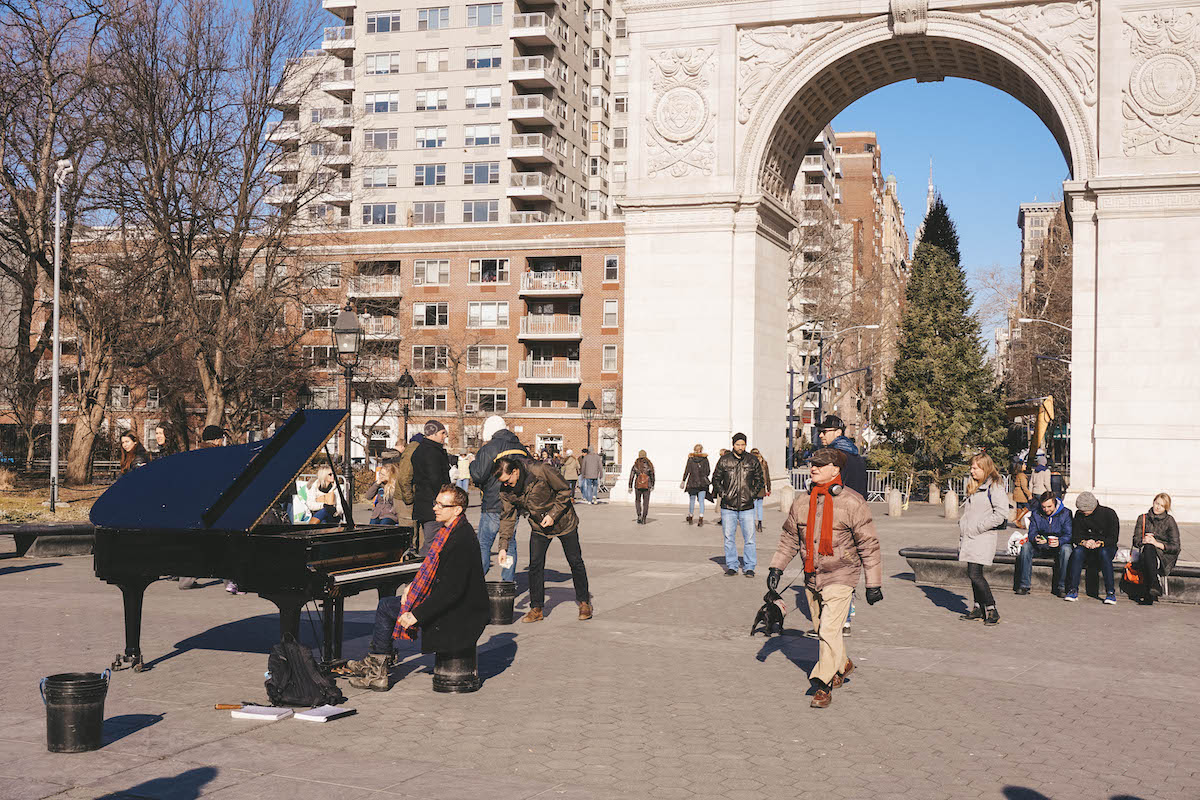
832, 77, 1070, 324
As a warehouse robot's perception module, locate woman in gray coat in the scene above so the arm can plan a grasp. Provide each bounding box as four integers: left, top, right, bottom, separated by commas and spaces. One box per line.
958, 453, 1008, 625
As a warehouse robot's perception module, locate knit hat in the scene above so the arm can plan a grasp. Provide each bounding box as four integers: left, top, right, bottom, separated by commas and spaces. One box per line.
481, 415, 507, 441
423, 419, 446, 436
638, 449, 647, 458
809, 448, 847, 468
1075, 491, 1098, 512
565, 449, 573, 456
732, 432, 747, 444
201, 425, 226, 442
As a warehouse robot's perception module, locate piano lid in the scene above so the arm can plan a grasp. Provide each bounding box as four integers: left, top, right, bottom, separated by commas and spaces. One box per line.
90, 409, 349, 531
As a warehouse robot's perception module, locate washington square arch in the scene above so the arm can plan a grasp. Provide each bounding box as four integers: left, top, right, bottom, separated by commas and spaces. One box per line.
614, 0, 1200, 521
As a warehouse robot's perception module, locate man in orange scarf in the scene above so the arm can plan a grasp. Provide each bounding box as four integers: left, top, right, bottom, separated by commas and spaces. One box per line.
767, 448, 882, 708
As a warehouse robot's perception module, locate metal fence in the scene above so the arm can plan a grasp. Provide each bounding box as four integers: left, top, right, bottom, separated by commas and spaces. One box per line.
790, 469, 1013, 503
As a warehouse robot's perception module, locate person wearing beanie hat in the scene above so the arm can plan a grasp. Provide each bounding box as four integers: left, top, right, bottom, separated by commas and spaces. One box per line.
470, 415, 529, 581
710, 432, 765, 576
1065, 492, 1121, 603
627, 449, 655, 524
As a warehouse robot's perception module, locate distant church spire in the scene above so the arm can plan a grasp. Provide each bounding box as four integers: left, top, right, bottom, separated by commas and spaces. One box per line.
925, 157, 936, 216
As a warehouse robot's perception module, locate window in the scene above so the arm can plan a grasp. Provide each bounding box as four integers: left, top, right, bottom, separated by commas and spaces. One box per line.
525, 386, 579, 408
362, 203, 397, 225
364, 92, 398, 113
614, 17, 627, 38
588, 190, 605, 211
466, 46, 501, 69
364, 129, 398, 151
614, 93, 628, 113
308, 262, 342, 288
613, 127, 627, 148
146, 386, 160, 410
463, 199, 499, 223
467, 301, 508, 328
303, 345, 336, 369
467, 344, 508, 372
412, 345, 449, 370
414, 163, 446, 186
589, 86, 604, 108
412, 388, 448, 412
467, 3, 502, 26
603, 299, 618, 326
604, 255, 619, 281
412, 201, 445, 224
413, 301, 449, 327
590, 9, 607, 29
465, 85, 501, 109
864, 143, 875, 152
612, 161, 627, 183
601, 388, 617, 414
416, 48, 449, 72
588, 157, 604, 177
589, 122, 602, 142
463, 161, 499, 185
613, 55, 628, 76
110, 385, 131, 410
416, 88, 448, 111
362, 165, 398, 188
468, 257, 508, 283
467, 388, 507, 413
365, 52, 401, 74
602, 344, 618, 371
589, 48, 604, 70
303, 304, 338, 329
415, 126, 447, 148
464, 124, 500, 146
417, 7, 449, 30
366, 11, 402, 33
413, 259, 450, 285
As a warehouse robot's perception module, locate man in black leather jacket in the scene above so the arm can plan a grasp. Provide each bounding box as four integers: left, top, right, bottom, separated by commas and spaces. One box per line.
710, 433, 765, 577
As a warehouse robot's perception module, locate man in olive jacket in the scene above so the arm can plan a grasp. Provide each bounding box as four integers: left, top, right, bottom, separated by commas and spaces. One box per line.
767, 448, 882, 708
710, 433, 765, 577
495, 455, 592, 622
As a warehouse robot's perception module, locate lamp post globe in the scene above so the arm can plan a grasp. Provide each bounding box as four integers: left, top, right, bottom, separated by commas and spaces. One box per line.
332, 305, 362, 512
581, 395, 597, 451
398, 368, 417, 442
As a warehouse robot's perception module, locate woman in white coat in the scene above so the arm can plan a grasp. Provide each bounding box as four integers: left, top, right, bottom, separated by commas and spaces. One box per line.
958, 453, 1009, 625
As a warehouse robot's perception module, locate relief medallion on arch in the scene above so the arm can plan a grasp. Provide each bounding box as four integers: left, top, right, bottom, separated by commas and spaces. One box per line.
1122, 8, 1200, 156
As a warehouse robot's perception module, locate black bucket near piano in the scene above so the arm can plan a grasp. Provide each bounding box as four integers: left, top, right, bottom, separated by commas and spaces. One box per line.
90, 409, 423, 675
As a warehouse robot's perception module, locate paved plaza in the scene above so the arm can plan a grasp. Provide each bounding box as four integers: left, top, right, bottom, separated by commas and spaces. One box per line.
1, 499, 1198, 800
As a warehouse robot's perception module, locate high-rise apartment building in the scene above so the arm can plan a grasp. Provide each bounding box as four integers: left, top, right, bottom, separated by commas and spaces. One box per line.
1017, 202, 1059, 294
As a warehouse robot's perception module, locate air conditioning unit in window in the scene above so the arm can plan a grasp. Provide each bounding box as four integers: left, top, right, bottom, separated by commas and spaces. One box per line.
464, 403, 478, 414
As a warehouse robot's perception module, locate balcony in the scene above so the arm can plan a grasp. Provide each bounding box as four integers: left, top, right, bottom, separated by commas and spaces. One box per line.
322, 176, 353, 205
507, 172, 559, 202
194, 278, 221, 295
508, 95, 555, 126
266, 154, 300, 174
347, 274, 402, 296
319, 67, 355, 96
509, 56, 560, 88
322, 26, 354, 53
265, 185, 298, 205
360, 315, 402, 340
510, 13, 557, 46
519, 270, 582, 296
510, 211, 549, 224
354, 357, 401, 382
323, 0, 356, 13
507, 133, 554, 164
519, 315, 582, 340
319, 141, 353, 167
266, 120, 300, 142
315, 105, 353, 131
517, 360, 581, 384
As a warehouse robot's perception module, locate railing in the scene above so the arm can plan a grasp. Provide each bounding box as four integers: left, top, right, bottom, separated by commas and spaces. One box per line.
320, 67, 355, 84
517, 360, 581, 381
360, 315, 400, 338
789, 468, 913, 502
323, 25, 353, 41
356, 357, 400, 380
512, 12, 553, 29
315, 106, 352, 123
510, 133, 551, 150
324, 176, 352, 194
519, 315, 582, 336
509, 171, 552, 189
194, 278, 221, 294
520, 270, 581, 292
267, 120, 299, 137
510, 95, 549, 112
320, 141, 352, 158
347, 274, 401, 295
511, 56, 559, 75
510, 211, 548, 224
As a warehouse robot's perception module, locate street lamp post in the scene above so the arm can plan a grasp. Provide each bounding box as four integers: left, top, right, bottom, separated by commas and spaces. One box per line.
1018, 317, 1072, 333
50, 159, 74, 513
814, 324, 879, 437
581, 395, 597, 452
398, 368, 416, 444
333, 304, 363, 509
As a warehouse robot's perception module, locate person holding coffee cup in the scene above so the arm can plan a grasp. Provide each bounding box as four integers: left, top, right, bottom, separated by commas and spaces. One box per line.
1014, 490, 1074, 596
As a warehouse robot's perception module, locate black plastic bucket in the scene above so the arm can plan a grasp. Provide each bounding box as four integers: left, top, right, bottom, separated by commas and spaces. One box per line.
40, 670, 110, 753
432, 648, 481, 694
485, 580, 516, 625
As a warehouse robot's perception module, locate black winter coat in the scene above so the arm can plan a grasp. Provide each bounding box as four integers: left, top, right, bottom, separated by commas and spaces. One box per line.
1072, 506, 1119, 550
498, 460, 578, 552
711, 451, 765, 511
1134, 510, 1181, 576
410, 438, 451, 523
411, 517, 489, 654
682, 454, 710, 494
470, 429, 530, 513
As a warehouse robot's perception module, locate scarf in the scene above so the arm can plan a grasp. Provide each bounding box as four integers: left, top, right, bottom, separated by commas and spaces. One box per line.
804, 477, 842, 572
393, 515, 460, 640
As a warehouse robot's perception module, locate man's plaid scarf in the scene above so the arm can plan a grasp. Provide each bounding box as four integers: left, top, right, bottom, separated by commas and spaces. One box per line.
393, 515, 459, 640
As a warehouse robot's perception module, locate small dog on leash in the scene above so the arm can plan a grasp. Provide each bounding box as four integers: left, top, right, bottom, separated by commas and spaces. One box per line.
751, 590, 787, 636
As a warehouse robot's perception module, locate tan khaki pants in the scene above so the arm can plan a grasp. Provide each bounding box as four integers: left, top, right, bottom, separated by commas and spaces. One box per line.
805, 583, 854, 686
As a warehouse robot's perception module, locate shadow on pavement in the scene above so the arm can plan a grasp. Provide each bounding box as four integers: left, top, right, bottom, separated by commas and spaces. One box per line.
97, 766, 217, 800
890, 571, 915, 581
102, 713, 164, 746
754, 633, 816, 673
478, 631, 517, 682
918, 585, 969, 615
0, 562, 60, 576
141, 609, 357, 670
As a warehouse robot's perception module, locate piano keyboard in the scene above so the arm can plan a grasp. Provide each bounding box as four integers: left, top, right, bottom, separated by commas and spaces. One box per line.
329, 560, 423, 585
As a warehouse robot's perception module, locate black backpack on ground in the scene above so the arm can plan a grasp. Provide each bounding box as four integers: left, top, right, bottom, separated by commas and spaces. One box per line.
265, 633, 346, 707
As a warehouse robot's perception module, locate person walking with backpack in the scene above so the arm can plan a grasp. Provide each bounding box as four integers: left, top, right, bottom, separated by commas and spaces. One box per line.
628, 450, 655, 525
561, 449, 580, 499
710, 433, 765, 577
681, 445, 710, 526
750, 447, 771, 533
958, 453, 1008, 625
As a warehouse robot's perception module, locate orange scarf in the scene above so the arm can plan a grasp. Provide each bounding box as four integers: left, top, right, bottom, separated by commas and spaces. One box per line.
804, 477, 842, 572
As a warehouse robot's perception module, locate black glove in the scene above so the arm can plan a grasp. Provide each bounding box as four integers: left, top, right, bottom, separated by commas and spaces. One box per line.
766, 568, 783, 593
865, 587, 883, 605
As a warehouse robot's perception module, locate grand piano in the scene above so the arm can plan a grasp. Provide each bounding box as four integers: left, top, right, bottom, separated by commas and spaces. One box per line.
92, 409, 422, 672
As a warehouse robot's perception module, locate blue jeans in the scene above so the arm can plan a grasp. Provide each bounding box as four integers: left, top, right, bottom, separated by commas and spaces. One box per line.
580, 478, 598, 502
478, 510, 517, 582
1067, 544, 1115, 596
753, 497, 764, 521
369, 517, 398, 525
1016, 540, 1073, 592
371, 595, 405, 654
313, 506, 339, 524
688, 491, 706, 515
721, 508, 757, 571
456, 478, 469, 492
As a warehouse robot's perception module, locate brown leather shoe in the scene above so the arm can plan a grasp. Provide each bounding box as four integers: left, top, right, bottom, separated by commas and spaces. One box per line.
830, 659, 854, 688
810, 688, 832, 708
521, 607, 544, 623
578, 601, 593, 620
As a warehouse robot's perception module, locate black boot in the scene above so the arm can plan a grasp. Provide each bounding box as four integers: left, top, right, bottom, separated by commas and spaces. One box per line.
756, 521, 763, 533
984, 606, 1000, 625
686, 515, 693, 525
960, 604, 984, 621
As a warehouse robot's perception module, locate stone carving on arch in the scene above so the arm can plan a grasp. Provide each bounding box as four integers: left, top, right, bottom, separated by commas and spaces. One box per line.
979, 2, 1098, 107
645, 47, 717, 178
737, 22, 845, 124
890, 0, 929, 37
1122, 9, 1200, 156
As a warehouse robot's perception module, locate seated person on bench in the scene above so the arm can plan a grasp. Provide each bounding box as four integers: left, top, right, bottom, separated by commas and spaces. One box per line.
1015, 491, 1073, 596
1064, 492, 1119, 604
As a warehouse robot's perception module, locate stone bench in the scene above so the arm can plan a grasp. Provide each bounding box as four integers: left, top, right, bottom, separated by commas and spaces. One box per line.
898, 545, 1200, 604
3, 522, 96, 558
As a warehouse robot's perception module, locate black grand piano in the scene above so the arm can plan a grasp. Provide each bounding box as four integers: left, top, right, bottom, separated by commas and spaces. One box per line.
92, 409, 422, 672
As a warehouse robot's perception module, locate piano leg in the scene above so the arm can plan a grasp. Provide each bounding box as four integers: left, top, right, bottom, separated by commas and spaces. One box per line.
319, 598, 347, 664
112, 577, 155, 672
261, 591, 306, 642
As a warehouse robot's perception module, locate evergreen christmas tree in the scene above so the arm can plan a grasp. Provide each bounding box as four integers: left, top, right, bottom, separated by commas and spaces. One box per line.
882, 197, 1006, 480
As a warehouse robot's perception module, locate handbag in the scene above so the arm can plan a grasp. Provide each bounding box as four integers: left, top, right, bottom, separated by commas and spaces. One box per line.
680, 480, 687, 491
1123, 560, 1142, 586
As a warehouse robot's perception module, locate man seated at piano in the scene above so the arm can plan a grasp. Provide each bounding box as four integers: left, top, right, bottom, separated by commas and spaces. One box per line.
340, 484, 489, 691
306, 465, 343, 524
